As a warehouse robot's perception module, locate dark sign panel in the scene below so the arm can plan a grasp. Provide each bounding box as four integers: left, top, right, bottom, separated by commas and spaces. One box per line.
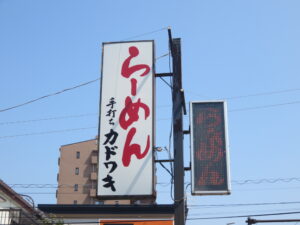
190, 101, 231, 195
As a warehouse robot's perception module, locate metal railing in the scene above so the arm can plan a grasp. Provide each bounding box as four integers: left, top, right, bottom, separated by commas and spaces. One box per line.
0, 208, 41, 225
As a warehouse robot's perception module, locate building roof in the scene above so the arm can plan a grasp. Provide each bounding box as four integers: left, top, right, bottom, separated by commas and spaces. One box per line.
60, 138, 97, 148
0, 179, 36, 214
38, 204, 175, 218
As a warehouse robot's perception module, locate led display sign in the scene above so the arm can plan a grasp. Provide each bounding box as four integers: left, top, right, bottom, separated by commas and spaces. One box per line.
190, 101, 231, 195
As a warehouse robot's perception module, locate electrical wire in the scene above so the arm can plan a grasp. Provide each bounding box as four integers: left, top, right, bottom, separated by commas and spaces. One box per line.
188, 201, 300, 208
230, 100, 300, 112
0, 78, 100, 113
188, 207, 300, 217
158, 162, 173, 178
0, 116, 173, 139
120, 27, 168, 41
187, 210, 300, 220
0, 126, 97, 139
2, 96, 298, 128
232, 177, 300, 185
155, 53, 169, 61
186, 87, 300, 101
233, 186, 300, 192
158, 98, 300, 115
0, 115, 171, 127
0, 50, 168, 116
146, 99, 300, 114
167, 39, 174, 202
0, 113, 98, 126
223, 87, 300, 100
9, 177, 300, 188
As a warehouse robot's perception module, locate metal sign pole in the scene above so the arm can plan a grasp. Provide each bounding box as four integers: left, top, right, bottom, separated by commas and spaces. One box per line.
171, 38, 185, 225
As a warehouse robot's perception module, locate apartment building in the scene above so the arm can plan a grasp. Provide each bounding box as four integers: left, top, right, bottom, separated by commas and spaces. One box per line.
56, 138, 102, 204
56, 138, 144, 205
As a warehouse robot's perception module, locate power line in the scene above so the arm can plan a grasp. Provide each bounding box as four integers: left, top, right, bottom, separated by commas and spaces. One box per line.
1, 97, 299, 127
2, 98, 300, 127
0, 78, 100, 113
232, 177, 300, 185
9, 182, 174, 188
188, 201, 300, 208
155, 53, 170, 61
174, 177, 300, 186
186, 87, 300, 101
0, 114, 171, 127
0, 113, 98, 126
121, 27, 168, 41
187, 210, 300, 220
154, 99, 300, 113
232, 186, 300, 192
9, 177, 300, 188
230, 100, 300, 112
188, 207, 300, 217
0, 117, 172, 139
223, 87, 300, 100
13, 190, 300, 209
0, 50, 168, 115
0, 126, 97, 139
1, 27, 167, 114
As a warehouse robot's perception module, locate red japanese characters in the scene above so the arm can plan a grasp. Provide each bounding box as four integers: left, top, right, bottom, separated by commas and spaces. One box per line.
119, 46, 151, 168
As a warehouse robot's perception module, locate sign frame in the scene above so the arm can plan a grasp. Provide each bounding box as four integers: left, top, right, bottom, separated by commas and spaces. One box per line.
190, 100, 231, 195
97, 40, 156, 199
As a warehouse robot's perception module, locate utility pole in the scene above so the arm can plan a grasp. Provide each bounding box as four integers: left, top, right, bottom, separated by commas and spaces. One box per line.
169, 28, 185, 225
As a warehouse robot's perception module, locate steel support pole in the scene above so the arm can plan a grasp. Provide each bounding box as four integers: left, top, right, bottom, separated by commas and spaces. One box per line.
172, 38, 185, 225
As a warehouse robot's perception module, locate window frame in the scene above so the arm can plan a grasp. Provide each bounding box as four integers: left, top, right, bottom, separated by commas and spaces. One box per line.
75, 167, 79, 175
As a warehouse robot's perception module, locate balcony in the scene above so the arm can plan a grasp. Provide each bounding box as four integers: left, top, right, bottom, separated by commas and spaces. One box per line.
90, 189, 97, 197
90, 172, 97, 181
0, 209, 41, 225
91, 156, 98, 164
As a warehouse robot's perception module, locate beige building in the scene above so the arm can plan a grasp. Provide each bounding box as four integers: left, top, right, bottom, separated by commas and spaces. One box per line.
57, 138, 154, 205
57, 138, 104, 204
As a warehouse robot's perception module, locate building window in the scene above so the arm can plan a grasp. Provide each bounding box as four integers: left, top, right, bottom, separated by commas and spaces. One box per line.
76, 151, 80, 159
95, 201, 104, 205
57, 173, 59, 182
75, 167, 79, 175
58, 157, 60, 165
74, 184, 78, 191
74, 200, 78, 204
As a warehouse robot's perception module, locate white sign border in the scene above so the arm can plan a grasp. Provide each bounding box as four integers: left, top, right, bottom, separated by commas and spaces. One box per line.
97, 40, 156, 199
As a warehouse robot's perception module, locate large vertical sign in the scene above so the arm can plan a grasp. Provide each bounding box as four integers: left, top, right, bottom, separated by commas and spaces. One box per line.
97, 41, 155, 198
190, 101, 230, 195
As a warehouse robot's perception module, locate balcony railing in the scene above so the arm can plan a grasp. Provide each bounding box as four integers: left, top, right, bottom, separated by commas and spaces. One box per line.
0, 208, 41, 225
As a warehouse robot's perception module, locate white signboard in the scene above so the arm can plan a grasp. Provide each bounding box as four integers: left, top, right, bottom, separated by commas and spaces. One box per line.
97, 41, 155, 198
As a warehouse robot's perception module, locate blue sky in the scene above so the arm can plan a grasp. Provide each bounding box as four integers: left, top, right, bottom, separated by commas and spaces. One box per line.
1, 0, 300, 225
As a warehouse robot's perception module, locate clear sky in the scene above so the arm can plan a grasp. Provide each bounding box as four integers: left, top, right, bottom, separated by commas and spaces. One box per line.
1, 0, 300, 225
